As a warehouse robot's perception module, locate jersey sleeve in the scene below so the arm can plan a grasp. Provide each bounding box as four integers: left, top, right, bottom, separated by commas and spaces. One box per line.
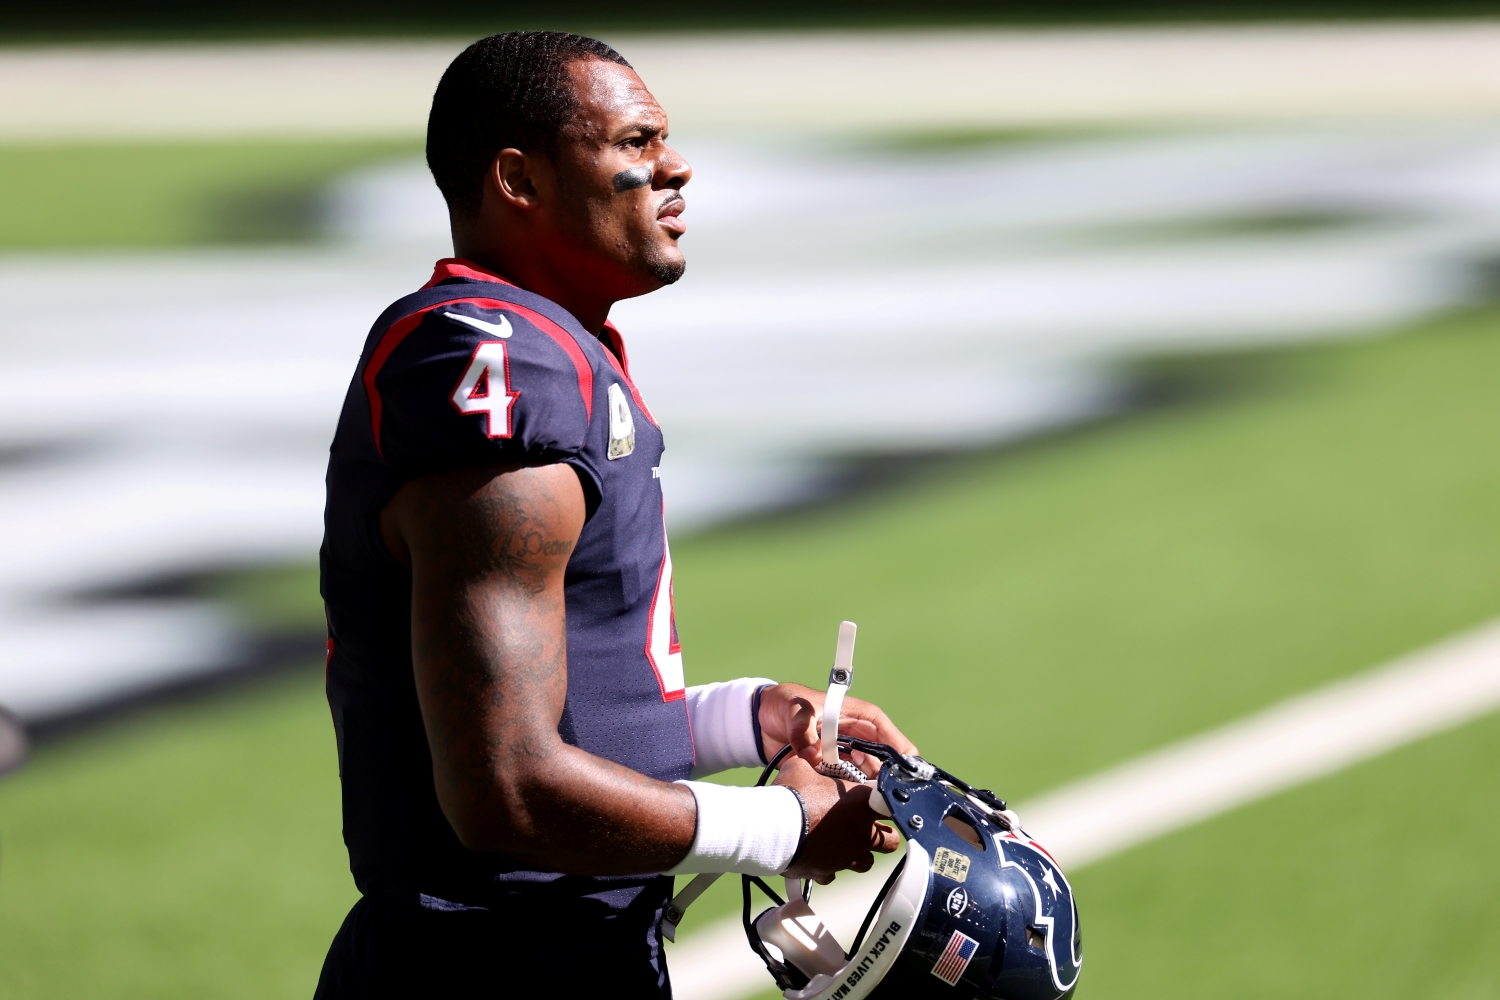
369, 303, 597, 487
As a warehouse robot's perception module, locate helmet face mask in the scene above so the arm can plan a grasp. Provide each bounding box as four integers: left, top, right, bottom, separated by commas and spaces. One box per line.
744, 746, 1083, 1000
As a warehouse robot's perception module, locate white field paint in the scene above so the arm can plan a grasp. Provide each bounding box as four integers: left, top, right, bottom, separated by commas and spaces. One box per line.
5, 23, 1500, 140
667, 619, 1500, 1000
6, 126, 1499, 721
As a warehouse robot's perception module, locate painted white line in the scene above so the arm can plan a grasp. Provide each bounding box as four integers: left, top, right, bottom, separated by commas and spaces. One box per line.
1020, 619, 1500, 867
6, 23, 1500, 140
8, 121, 1496, 717
667, 619, 1500, 1000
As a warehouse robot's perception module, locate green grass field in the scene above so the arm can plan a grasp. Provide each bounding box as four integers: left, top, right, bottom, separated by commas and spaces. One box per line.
1080, 708, 1500, 1000
0, 140, 419, 250
2, 304, 1498, 998
8, 0, 1500, 45
0, 673, 351, 999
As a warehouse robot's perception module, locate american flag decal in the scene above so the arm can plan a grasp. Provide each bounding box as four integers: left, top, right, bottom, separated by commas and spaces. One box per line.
930, 929, 979, 986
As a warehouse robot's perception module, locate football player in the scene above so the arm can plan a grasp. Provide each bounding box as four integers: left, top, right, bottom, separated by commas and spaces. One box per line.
315, 31, 916, 999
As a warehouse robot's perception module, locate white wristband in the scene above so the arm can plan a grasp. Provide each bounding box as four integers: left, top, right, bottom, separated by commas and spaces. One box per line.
663, 780, 806, 877
686, 677, 776, 777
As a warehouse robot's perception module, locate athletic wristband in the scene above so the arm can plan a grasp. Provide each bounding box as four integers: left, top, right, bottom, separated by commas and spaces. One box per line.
785, 786, 810, 862
751, 683, 773, 764
663, 780, 805, 877
685, 677, 777, 778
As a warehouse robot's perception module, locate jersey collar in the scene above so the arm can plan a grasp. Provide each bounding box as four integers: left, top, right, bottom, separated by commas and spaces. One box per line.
422, 258, 520, 289
599, 321, 632, 378
424, 258, 634, 379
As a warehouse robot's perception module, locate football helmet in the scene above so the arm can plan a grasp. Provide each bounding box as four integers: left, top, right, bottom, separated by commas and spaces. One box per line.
660, 621, 1082, 999
743, 739, 1082, 1000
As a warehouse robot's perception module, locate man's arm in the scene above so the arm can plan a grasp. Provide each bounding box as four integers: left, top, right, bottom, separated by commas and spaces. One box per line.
383, 462, 696, 874
381, 462, 895, 877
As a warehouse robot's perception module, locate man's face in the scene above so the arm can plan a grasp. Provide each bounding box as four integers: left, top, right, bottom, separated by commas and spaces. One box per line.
550, 58, 691, 296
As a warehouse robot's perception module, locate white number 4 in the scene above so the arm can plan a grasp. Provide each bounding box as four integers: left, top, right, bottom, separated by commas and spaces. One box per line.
450, 340, 520, 438
645, 509, 686, 701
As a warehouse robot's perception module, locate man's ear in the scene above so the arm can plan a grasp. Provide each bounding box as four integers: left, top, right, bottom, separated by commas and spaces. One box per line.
490, 148, 542, 209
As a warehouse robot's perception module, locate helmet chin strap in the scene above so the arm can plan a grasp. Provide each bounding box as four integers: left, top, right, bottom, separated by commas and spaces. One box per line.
816, 621, 868, 784
662, 870, 721, 942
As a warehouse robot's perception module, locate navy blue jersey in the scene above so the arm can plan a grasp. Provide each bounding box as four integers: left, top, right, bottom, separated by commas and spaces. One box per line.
321, 258, 693, 907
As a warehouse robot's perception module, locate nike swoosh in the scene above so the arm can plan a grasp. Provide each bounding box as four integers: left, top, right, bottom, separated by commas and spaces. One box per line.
443, 311, 513, 338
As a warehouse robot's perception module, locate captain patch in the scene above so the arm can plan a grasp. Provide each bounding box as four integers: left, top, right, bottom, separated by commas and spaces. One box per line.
607, 383, 635, 460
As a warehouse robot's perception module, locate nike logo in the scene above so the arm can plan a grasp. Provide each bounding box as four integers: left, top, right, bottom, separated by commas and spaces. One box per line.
443, 311, 513, 338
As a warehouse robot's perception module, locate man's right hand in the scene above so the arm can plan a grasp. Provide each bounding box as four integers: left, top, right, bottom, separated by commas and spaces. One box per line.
773, 756, 899, 883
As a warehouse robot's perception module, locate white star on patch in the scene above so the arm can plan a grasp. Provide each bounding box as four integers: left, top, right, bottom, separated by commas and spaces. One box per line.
1041, 865, 1061, 896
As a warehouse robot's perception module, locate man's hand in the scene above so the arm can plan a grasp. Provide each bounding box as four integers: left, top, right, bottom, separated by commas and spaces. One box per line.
774, 757, 899, 883
757, 682, 917, 779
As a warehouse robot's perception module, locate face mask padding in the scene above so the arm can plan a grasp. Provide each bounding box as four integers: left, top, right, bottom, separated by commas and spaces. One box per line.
756, 898, 849, 978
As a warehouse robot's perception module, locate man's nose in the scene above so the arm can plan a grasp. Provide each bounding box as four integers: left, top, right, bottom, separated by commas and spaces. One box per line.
659, 146, 692, 189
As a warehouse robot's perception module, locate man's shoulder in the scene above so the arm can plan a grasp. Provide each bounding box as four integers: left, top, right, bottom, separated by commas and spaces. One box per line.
375, 284, 598, 414
357, 270, 603, 473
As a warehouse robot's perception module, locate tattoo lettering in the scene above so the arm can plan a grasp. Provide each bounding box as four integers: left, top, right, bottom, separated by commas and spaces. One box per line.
405, 468, 577, 812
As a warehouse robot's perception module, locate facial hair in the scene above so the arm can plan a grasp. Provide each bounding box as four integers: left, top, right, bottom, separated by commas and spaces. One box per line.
645, 244, 685, 285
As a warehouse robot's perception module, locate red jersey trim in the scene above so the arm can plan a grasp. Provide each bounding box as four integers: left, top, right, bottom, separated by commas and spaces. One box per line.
600, 322, 631, 376
510, 302, 595, 424
597, 322, 658, 428
422, 258, 519, 289
363, 310, 428, 456
363, 298, 594, 457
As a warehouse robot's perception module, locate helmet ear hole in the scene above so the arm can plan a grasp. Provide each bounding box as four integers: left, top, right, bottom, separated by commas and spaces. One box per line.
1027, 925, 1048, 950
942, 808, 986, 850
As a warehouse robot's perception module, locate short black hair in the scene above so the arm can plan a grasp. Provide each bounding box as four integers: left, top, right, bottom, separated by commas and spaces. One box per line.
426, 31, 631, 218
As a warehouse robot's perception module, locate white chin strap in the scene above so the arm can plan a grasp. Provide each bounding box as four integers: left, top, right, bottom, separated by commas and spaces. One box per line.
756, 840, 930, 1000
816, 621, 867, 784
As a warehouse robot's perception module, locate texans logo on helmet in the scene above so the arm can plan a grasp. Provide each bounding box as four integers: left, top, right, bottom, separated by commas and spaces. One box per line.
998, 835, 1083, 994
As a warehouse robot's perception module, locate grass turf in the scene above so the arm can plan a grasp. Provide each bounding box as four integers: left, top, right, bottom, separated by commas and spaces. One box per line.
0, 670, 351, 1000
674, 308, 1500, 799
8, 0, 1500, 44
1073, 701, 1500, 1000
664, 304, 1500, 937
2, 304, 1498, 996
738, 697, 1500, 1000
0, 140, 419, 250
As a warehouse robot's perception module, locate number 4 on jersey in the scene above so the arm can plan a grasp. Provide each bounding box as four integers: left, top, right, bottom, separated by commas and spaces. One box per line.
450, 340, 521, 438
646, 509, 686, 701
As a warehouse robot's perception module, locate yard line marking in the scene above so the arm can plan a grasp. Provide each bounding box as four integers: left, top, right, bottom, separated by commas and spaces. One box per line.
8, 25, 1500, 139
668, 618, 1500, 1000
1021, 618, 1500, 868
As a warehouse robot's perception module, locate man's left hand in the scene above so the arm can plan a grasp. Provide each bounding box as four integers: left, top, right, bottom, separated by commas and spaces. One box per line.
757, 683, 917, 778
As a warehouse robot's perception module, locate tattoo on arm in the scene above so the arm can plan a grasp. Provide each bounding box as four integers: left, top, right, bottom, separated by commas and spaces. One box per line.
400, 466, 578, 811
388, 463, 696, 871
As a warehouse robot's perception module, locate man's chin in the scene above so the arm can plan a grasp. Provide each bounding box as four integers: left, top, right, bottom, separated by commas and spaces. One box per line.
646, 255, 686, 286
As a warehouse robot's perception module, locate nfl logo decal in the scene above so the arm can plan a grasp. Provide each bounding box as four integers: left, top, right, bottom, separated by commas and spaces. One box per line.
930, 929, 979, 986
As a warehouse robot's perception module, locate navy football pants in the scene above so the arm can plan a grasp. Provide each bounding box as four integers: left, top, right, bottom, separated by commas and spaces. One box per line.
314, 885, 673, 999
